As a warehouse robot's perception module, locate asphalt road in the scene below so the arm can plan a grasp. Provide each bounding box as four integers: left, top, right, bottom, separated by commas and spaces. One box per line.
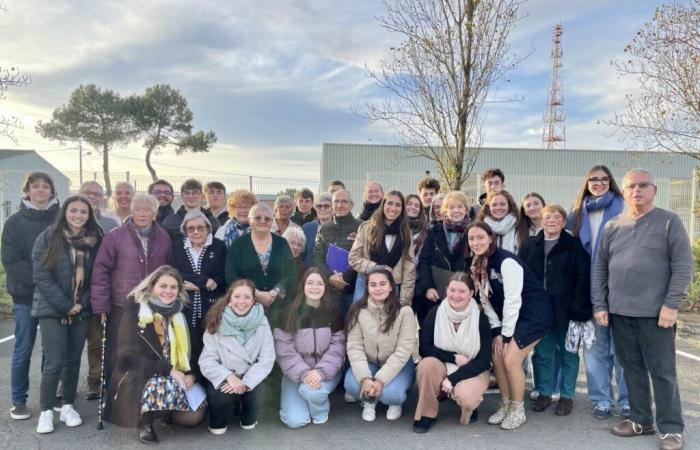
1, 319, 699, 450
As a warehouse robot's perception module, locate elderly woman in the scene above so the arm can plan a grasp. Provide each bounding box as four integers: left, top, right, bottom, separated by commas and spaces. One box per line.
91, 193, 172, 383
358, 181, 384, 221
429, 193, 446, 225
215, 190, 258, 248
302, 192, 333, 268
271, 195, 301, 236
169, 209, 227, 377
415, 191, 470, 324
282, 226, 307, 286
413, 273, 492, 433
105, 266, 205, 444
103, 181, 134, 225
199, 279, 276, 435
477, 190, 521, 253
467, 222, 552, 430
225, 203, 297, 321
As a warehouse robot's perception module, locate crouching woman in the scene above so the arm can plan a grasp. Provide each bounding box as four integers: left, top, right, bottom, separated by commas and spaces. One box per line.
273, 268, 346, 428
199, 279, 275, 435
413, 272, 492, 433
105, 265, 205, 444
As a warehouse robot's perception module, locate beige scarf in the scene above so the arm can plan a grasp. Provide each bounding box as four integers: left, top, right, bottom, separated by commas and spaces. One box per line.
434, 299, 481, 375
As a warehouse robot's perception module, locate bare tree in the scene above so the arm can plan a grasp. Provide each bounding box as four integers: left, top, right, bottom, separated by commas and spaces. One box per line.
365, 0, 524, 190
0, 66, 30, 143
604, 1, 700, 159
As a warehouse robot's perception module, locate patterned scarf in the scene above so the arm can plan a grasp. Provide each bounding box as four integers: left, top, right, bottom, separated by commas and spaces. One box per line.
219, 303, 265, 346
470, 255, 490, 306
62, 228, 97, 325
223, 218, 251, 248
443, 217, 470, 234
138, 298, 191, 372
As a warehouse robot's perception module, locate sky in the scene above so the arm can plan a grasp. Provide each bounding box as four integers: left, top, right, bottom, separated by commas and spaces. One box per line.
0, 0, 664, 180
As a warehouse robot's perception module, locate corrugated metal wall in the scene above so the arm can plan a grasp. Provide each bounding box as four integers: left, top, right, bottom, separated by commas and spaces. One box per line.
321, 143, 698, 238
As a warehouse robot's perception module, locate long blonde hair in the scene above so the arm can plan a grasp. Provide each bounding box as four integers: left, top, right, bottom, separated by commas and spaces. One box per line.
128, 265, 190, 306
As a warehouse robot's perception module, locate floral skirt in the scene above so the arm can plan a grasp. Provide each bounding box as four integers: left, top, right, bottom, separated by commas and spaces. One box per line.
140, 375, 190, 413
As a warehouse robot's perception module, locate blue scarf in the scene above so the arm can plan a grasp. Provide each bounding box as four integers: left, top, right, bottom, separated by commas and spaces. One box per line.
223, 219, 251, 248
219, 303, 264, 345
573, 191, 624, 261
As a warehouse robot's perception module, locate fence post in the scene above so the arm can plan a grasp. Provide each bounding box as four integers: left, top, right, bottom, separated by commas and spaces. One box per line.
126, 171, 130, 183
249, 176, 253, 192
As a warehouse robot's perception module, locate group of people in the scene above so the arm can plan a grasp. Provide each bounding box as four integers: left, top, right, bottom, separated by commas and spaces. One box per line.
0, 165, 692, 450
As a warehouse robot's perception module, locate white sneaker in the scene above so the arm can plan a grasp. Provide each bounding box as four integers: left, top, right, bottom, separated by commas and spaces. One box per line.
59, 404, 82, 427
240, 421, 257, 430
344, 392, 358, 403
36, 410, 54, 434
529, 390, 540, 400
551, 392, 561, 401
386, 405, 402, 420
208, 426, 227, 435
361, 402, 376, 422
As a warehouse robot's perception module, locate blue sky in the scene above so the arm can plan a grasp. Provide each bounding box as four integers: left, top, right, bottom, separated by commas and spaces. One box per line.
0, 0, 663, 178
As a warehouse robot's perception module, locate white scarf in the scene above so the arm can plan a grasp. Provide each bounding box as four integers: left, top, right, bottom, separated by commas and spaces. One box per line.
434, 299, 481, 375
484, 214, 519, 253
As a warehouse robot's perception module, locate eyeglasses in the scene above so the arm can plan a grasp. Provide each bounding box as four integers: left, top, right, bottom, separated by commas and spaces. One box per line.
333, 199, 350, 204
182, 190, 202, 197
152, 190, 173, 197
623, 182, 655, 191
233, 205, 251, 211
315, 203, 331, 209
186, 225, 208, 233
588, 177, 610, 185
80, 191, 102, 198
253, 216, 273, 224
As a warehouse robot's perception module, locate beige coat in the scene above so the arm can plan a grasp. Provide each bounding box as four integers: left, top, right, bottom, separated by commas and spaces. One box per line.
346, 300, 417, 385
348, 222, 416, 306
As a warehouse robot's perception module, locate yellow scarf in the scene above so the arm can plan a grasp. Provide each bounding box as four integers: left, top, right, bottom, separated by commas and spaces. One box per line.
137, 302, 191, 372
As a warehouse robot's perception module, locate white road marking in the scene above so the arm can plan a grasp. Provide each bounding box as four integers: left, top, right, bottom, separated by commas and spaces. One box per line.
677, 350, 700, 363
0, 335, 14, 344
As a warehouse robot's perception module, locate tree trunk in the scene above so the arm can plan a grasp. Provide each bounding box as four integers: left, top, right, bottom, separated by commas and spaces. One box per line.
145, 144, 158, 181
103, 143, 112, 196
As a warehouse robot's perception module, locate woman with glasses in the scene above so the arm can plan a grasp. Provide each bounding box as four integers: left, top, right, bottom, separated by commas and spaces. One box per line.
225, 203, 297, 322
169, 210, 227, 380
215, 190, 258, 248
567, 165, 628, 420
302, 193, 333, 268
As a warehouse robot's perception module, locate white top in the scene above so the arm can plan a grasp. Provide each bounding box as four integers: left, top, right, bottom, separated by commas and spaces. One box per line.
588, 209, 604, 251
481, 258, 523, 338
385, 234, 397, 252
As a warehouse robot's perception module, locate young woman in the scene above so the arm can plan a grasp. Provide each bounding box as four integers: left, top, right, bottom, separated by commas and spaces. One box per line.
516, 193, 546, 246
566, 165, 628, 419
467, 222, 552, 430
344, 267, 417, 422
519, 205, 591, 416
413, 273, 492, 433
414, 191, 470, 324
358, 181, 384, 221
476, 190, 520, 253
405, 193, 430, 258
104, 181, 134, 225
32, 196, 103, 433
105, 265, 205, 444
349, 190, 416, 306
273, 268, 346, 428
199, 279, 275, 435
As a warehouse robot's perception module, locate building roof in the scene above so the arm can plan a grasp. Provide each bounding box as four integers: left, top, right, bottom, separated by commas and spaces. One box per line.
0, 149, 35, 160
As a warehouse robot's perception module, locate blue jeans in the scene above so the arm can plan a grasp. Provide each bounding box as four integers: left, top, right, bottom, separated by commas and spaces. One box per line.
584, 322, 629, 409
532, 329, 579, 399
344, 361, 415, 406
11, 303, 39, 405
280, 371, 342, 428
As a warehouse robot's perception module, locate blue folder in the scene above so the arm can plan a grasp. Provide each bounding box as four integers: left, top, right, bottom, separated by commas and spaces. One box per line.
326, 244, 350, 273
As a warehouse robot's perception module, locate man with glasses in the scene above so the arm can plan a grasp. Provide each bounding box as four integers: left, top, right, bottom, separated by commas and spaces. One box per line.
291, 188, 317, 226
302, 192, 333, 267
592, 169, 692, 450
162, 179, 220, 242
148, 179, 175, 224
312, 190, 361, 318
79, 181, 118, 233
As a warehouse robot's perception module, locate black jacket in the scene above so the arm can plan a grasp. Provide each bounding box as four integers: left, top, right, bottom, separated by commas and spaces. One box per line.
518, 230, 592, 331
311, 213, 361, 292
162, 206, 220, 243
291, 207, 317, 227
31, 229, 100, 320
420, 304, 492, 385
155, 204, 174, 225
1, 200, 59, 304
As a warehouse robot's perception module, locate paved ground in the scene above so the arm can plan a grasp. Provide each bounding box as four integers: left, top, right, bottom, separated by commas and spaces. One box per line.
1, 318, 699, 450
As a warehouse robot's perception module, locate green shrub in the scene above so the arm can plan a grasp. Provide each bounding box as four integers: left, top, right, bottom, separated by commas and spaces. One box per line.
685, 239, 700, 311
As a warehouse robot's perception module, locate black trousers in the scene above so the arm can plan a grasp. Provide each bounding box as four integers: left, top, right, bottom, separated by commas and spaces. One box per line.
610, 314, 684, 433
207, 383, 259, 429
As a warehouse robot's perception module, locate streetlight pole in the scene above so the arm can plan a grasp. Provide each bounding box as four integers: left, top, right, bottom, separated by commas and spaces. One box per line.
79, 143, 83, 186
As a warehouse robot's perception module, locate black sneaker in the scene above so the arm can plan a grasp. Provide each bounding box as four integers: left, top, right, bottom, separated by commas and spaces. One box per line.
532, 395, 552, 412
412, 417, 437, 434
470, 408, 479, 423
10, 404, 31, 420
555, 398, 573, 416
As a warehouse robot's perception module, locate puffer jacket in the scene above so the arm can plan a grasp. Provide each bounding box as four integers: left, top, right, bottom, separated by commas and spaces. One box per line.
349, 221, 416, 306
198, 316, 276, 390
273, 302, 345, 383
90, 221, 172, 314
346, 301, 416, 385
31, 229, 99, 320
1, 199, 59, 304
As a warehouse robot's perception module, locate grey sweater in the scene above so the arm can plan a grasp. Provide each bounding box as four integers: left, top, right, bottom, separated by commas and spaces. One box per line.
592, 207, 693, 317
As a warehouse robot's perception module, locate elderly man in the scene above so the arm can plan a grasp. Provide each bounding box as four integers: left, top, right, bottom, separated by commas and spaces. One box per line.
592, 169, 693, 450
312, 189, 361, 317
91, 193, 172, 383
79, 181, 118, 233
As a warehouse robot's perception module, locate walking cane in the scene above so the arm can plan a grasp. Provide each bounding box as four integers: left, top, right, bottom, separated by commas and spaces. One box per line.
97, 313, 107, 430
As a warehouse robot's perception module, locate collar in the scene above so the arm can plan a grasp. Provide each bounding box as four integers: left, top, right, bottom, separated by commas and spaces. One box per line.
184, 233, 213, 251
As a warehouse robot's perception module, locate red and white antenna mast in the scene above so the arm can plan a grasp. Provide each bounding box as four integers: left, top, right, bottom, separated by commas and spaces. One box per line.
542, 23, 565, 149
